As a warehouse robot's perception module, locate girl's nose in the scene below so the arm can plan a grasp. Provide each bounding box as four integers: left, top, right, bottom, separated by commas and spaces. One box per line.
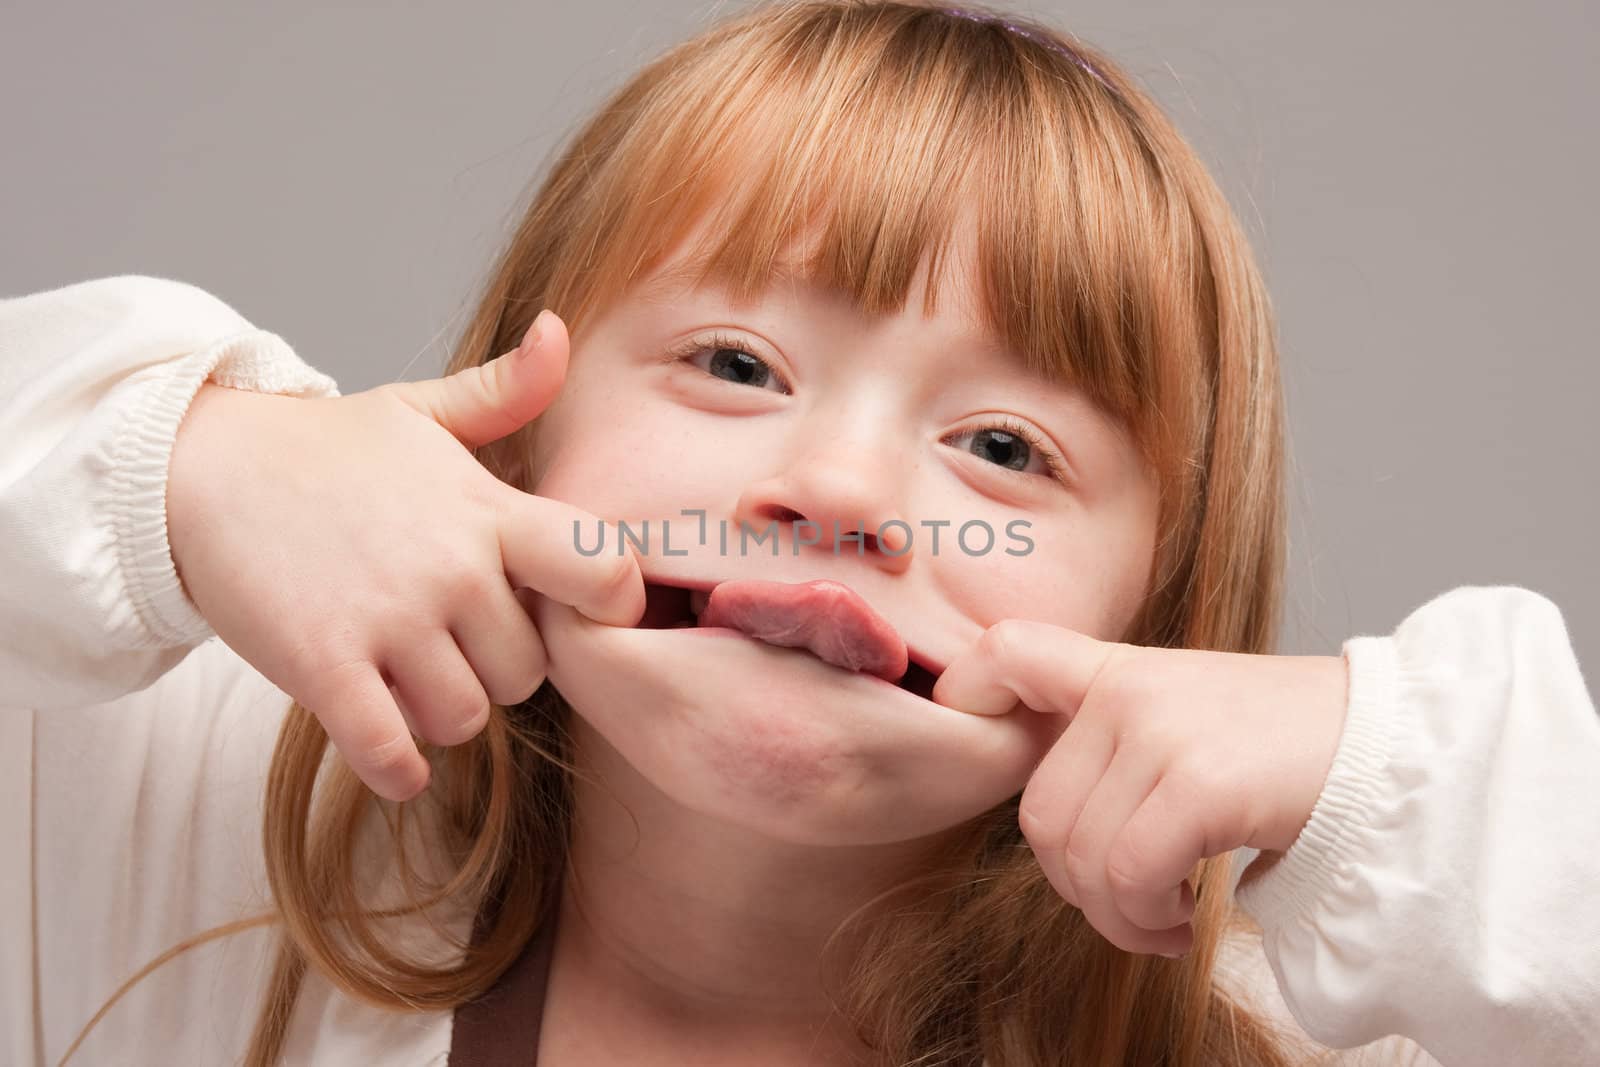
733, 452, 914, 573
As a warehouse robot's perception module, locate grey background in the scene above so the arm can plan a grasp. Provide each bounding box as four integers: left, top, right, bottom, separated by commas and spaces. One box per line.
4, 1, 1595, 670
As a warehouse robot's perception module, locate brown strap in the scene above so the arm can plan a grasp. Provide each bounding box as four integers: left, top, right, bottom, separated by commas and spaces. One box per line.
448, 856, 564, 1065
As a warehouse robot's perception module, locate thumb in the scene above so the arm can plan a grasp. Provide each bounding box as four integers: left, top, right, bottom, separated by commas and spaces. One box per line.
387, 308, 568, 449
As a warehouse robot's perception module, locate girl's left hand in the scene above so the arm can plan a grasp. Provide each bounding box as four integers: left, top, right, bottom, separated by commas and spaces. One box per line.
933, 620, 1349, 957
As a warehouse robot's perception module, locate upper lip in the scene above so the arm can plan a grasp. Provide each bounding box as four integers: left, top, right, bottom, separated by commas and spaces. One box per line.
643, 577, 948, 679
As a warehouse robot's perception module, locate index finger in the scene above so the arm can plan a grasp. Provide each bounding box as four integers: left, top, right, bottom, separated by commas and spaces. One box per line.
497, 494, 646, 627
932, 618, 1113, 717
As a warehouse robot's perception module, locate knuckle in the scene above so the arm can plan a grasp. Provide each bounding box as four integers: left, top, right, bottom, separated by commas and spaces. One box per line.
1104, 837, 1153, 896
451, 562, 505, 610
1061, 836, 1099, 888
602, 550, 638, 598
979, 619, 1026, 667
429, 699, 491, 746
581, 550, 638, 618
463, 466, 507, 512
1095, 659, 1144, 710
1016, 799, 1060, 850
489, 668, 544, 708
1113, 713, 1181, 757
308, 653, 380, 715
355, 728, 417, 777
292, 634, 369, 690
1175, 755, 1229, 800
1093, 663, 1156, 730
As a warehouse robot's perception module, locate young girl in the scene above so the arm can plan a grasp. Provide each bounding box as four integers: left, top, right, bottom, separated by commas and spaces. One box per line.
2, 2, 1594, 1065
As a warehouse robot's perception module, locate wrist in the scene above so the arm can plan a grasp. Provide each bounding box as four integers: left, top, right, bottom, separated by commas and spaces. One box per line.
166, 381, 257, 600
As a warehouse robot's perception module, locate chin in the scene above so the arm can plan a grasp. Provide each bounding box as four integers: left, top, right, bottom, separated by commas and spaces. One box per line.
532, 596, 1053, 848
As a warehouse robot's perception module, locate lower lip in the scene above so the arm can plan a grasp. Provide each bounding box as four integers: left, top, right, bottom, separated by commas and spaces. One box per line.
665, 624, 929, 701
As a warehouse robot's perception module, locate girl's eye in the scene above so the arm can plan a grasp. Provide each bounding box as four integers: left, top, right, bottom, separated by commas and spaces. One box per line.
665, 332, 792, 394
661, 333, 1068, 483
944, 418, 1071, 483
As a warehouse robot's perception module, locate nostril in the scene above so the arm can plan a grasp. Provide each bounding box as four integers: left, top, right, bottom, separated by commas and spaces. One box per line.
762, 510, 892, 553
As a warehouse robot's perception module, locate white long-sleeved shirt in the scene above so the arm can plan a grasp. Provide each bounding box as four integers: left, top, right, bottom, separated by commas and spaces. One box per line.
0, 276, 1594, 1066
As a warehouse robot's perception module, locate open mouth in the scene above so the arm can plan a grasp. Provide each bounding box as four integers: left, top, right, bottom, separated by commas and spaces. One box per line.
638, 581, 942, 701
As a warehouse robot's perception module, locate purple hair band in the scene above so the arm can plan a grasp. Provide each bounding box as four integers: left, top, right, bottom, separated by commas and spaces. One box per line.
939, 6, 1115, 92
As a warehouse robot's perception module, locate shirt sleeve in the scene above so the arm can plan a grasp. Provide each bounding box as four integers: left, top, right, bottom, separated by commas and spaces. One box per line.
1231, 584, 1600, 1065
0, 275, 342, 710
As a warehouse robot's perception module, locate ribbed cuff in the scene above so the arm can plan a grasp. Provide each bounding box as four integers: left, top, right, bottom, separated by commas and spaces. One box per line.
106, 329, 341, 648
1233, 636, 1399, 928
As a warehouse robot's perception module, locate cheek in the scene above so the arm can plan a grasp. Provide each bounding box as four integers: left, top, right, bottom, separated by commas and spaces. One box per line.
954, 511, 1156, 642
530, 421, 671, 518
531, 396, 740, 528
938, 541, 1125, 641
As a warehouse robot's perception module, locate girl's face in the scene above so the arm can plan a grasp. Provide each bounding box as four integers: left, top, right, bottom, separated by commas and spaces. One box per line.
527, 218, 1161, 847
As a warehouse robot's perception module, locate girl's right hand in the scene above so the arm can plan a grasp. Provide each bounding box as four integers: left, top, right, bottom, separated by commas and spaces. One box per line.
166, 310, 644, 802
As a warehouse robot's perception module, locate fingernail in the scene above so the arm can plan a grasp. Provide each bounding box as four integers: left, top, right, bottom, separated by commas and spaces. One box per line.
519, 309, 552, 355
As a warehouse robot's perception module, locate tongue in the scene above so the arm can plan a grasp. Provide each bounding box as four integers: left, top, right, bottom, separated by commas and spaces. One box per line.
697, 579, 908, 681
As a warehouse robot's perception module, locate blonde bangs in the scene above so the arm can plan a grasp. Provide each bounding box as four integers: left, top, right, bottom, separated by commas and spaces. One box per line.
548, 2, 1209, 480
